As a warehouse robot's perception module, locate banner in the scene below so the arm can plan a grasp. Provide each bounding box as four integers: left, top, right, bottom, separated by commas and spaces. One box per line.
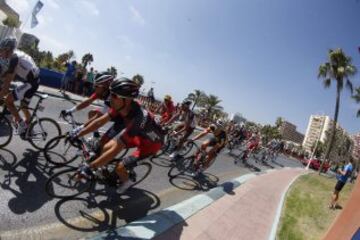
31, 1, 44, 28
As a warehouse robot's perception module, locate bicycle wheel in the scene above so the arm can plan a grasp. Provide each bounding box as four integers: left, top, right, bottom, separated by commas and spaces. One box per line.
44, 135, 81, 167
153, 136, 171, 158
45, 167, 94, 199
28, 117, 62, 150
178, 141, 194, 157
0, 116, 12, 148
129, 162, 152, 188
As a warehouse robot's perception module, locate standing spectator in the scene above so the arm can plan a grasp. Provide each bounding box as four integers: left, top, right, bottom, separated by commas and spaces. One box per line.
84, 67, 95, 96
147, 87, 155, 109
329, 158, 354, 209
74, 65, 86, 95
59, 60, 76, 92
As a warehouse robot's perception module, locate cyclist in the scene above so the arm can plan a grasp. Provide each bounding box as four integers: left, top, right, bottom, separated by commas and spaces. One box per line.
240, 130, 261, 162
189, 119, 227, 176
164, 99, 196, 159
61, 72, 114, 140
69, 78, 164, 193
157, 95, 175, 124
0, 38, 40, 136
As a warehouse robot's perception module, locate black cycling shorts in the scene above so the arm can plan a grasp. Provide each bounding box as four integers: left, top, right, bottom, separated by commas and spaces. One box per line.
334, 180, 346, 192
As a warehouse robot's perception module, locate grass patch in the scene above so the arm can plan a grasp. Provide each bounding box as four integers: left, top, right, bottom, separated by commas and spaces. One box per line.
277, 173, 354, 240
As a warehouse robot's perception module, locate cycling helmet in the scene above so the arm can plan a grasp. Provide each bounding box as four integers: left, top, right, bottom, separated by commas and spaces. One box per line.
164, 95, 172, 101
181, 99, 192, 107
94, 72, 114, 86
110, 78, 139, 98
209, 123, 216, 131
0, 38, 17, 51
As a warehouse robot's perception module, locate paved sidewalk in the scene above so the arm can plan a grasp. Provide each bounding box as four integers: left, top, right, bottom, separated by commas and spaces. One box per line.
154, 168, 305, 240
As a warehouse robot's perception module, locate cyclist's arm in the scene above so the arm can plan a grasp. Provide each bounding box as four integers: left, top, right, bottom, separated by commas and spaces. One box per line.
77, 113, 110, 137
0, 73, 15, 98
0, 57, 17, 98
191, 128, 210, 141
74, 97, 95, 112
164, 112, 179, 125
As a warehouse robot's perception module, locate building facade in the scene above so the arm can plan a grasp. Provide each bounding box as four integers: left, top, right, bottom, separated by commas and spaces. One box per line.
279, 120, 304, 145
303, 115, 332, 153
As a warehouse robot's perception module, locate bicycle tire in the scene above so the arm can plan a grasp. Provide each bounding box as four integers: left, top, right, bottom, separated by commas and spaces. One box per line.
153, 137, 171, 158
28, 117, 62, 150
178, 141, 194, 157
45, 167, 94, 199
44, 135, 80, 167
130, 162, 152, 188
0, 116, 12, 148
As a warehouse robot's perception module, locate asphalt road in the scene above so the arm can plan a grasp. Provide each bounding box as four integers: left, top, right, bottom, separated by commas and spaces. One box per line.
0, 95, 304, 240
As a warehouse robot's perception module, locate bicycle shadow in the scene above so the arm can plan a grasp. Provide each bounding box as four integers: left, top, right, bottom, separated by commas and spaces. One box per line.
0, 148, 17, 171
167, 157, 219, 192
0, 149, 54, 214
54, 187, 161, 233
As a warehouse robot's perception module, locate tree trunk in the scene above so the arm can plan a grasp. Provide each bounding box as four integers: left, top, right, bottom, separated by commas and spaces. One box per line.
320, 84, 341, 173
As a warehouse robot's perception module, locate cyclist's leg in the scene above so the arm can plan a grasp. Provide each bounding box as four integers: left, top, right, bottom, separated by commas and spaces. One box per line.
21, 80, 39, 124
194, 139, 210, 169
98, 121, 124, 152
177, 126, 194, 151
115, 137, 161, 191
5, 82, 32, 123
89, 139, 125, 169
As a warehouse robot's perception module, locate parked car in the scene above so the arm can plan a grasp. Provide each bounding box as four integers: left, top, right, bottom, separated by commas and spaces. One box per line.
305, 159, 330, 172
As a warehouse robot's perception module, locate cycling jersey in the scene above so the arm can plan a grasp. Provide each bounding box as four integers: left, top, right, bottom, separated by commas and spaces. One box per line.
3, 50, 40, 103
90, 91, 111, 114
209, 129, 227, 147
161, 100, 175, 123
5, 50, 39, 83
109, 101, 165, 145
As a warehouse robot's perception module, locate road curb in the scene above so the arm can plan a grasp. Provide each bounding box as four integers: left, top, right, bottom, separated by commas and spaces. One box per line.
88, 168, 301, 240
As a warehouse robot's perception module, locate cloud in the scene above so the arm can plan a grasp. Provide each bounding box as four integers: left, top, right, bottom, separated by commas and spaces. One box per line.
79, 0, 100, 16
37, 33, 67, 53
129, 5, 145, 26
46, 0, 60, 9
116, 35, 135, 49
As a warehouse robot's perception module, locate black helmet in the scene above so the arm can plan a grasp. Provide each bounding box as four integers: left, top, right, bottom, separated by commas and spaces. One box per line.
110, 78, 139, 98
94, 71, 114, 86
182, 99, 192, 107
0, 37, 17, 51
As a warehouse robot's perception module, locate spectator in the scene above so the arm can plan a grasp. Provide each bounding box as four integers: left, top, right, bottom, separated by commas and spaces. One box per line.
329, 158, 354, 209
74, 65, 86, 95
84, 67, 95, 96
147, 87, 155, 109
59, 60, 76, 92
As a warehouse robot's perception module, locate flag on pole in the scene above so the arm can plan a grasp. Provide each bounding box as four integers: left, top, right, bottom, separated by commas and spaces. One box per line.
31, 0, 44, 28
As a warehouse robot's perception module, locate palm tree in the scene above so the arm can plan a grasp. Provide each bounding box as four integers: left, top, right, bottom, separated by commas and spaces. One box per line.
81, 53, 94, 68
187, 90, 206, 110
132, 74, 144, 86
204, 94, 223, 120
107, 66, 118, 78
318, 48, 357, 168
352, 87, 360, 117
275, 117, 284, 128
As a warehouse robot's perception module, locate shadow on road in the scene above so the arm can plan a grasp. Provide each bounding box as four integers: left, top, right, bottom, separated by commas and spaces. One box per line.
0, 148, 17, 170
0, 149, 54, 214
167, 157, 219, 192
54, 187, 161, 232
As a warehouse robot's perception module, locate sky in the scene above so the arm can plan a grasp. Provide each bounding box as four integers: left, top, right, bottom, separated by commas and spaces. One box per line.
6, 0, 360, 134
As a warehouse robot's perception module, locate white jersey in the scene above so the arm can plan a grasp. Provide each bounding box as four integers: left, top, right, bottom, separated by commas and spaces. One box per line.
7, 50, 39, 82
